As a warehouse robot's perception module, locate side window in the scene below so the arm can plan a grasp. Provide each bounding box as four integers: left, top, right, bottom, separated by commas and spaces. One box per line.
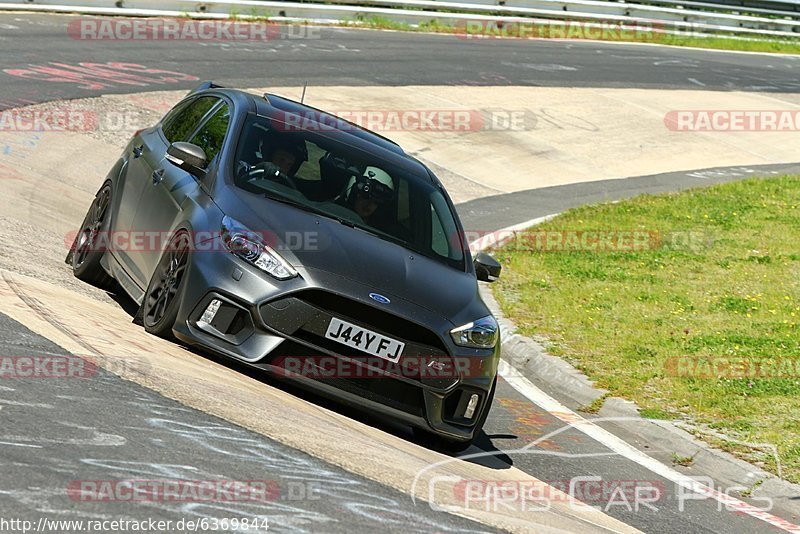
159, 99, 191, 133
431, 205, 449, 257
189, 103, 230, 166
430, 192, 463, 262
162, 96, 217, 144
296, 142, 326, 181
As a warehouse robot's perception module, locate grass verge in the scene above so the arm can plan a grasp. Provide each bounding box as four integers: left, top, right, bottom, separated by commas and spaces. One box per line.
492, 176, 800, 482
342, 15, 800, 55
661, 34, 800, 54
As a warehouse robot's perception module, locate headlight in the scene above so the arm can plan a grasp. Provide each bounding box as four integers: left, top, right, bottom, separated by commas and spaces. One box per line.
450, 315, 498, 349
221, 215, 297, 280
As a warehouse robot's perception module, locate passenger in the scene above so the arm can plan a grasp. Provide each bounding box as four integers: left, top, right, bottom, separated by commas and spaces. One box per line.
347, 167, 395, 225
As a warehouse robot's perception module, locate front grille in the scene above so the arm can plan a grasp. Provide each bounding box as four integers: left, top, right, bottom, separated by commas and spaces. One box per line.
318, 375, 425, 416
270, 341, 425, 416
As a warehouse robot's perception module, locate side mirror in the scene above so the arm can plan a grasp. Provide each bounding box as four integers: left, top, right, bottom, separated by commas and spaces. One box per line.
474, 252, 501, 282
166, 142, 207, 178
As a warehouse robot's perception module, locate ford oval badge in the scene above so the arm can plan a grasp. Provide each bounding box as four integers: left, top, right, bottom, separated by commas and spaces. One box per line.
369, 293, 391, 304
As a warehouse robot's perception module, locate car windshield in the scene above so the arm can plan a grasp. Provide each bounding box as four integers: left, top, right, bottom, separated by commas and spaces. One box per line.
232, 113, 465, 270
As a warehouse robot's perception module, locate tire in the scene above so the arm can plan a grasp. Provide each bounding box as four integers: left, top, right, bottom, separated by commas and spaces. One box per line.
415, 376, 497, 453
142, 232, 191, 339
71, 182, 115, 289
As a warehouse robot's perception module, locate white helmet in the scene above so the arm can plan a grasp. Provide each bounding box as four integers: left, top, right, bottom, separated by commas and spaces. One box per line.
363, 166, 394, 190
347, 166, 395, 203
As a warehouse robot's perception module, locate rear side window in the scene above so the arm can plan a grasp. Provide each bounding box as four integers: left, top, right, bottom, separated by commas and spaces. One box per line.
190, 103, 230, 166
163, 96, 217, 143
159, 99, 191, 132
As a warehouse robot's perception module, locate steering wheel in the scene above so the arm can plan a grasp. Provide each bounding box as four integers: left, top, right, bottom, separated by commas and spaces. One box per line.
245, 162, 299, 191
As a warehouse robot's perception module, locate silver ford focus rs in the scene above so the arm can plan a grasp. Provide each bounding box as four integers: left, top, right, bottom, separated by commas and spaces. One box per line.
69, 82, 502, 451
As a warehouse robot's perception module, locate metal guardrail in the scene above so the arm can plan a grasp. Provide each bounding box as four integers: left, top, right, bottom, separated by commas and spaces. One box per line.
482, 0, 800, 13
1, 0, 800, 39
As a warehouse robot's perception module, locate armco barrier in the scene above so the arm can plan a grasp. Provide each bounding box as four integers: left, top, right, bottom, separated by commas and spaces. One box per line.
2, 0, 800, 39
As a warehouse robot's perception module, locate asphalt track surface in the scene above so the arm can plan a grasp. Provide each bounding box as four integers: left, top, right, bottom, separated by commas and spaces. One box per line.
1, 12, 799, 534
1, 13, 800, 110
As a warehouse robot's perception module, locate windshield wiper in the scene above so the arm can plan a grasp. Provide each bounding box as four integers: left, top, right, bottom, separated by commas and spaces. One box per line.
264, 192, 431, 256
263, 193, 355, 227
352, 224, 431, 258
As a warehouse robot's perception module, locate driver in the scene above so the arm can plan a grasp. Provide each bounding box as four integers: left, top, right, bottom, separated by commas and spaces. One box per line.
253, 137, 307, 178
269, 146, 298, 176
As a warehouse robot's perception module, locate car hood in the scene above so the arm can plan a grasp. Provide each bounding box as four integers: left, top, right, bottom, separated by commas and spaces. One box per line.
215, 190, 483, 325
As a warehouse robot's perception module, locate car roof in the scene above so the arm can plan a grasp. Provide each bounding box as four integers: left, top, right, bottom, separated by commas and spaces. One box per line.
261, 93, 407, 155
195, 86, 438, 180
184, 84, 446, 189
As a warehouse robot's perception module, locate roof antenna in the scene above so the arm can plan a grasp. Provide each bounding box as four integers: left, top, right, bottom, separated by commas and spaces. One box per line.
300, 82, 307, 104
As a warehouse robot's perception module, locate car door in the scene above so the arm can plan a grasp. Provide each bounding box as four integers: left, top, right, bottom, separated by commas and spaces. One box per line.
112, 96, 219, 286
110, 100, 192, 281
134, 97, 232, 283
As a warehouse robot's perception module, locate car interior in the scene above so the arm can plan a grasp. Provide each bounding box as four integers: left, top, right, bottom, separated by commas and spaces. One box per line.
231, 116, 464, 268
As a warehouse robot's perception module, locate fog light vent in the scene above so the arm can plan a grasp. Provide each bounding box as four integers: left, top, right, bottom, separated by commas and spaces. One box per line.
464, 394, 480, 419
200, 299, 222, 324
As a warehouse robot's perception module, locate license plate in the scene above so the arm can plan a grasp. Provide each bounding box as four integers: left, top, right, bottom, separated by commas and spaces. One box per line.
324, 317, 405, 362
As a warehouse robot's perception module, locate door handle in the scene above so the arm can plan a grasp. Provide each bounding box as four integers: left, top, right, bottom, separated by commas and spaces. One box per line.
152, 168, 165, 185
133, 145, 144, 158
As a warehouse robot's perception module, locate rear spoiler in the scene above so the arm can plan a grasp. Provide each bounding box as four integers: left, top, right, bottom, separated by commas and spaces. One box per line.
186, 81, 225, 95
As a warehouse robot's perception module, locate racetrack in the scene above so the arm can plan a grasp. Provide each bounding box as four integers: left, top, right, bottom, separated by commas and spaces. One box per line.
2, 13, 800, 105
1, 12, 800, 534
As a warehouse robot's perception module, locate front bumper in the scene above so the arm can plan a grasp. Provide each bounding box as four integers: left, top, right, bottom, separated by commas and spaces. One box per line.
171, 242, 499, 442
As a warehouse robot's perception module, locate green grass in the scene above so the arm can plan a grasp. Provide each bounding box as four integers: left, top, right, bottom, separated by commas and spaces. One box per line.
336, 15, 800, 55
659, 34, 800, 54
345, 15, 416, 32
580, 393, 610, 414
671, 452, 697, 467
492, 176, 800, 481
247, 7, 274, 21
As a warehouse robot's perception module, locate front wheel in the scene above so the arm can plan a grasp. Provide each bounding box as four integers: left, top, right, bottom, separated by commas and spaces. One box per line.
71, 182, 115, 289
142, 232, 191, 339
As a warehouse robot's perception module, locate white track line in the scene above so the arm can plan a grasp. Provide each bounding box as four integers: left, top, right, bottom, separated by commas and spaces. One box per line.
472, 219, 800, 533
499, 361, 800, 533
